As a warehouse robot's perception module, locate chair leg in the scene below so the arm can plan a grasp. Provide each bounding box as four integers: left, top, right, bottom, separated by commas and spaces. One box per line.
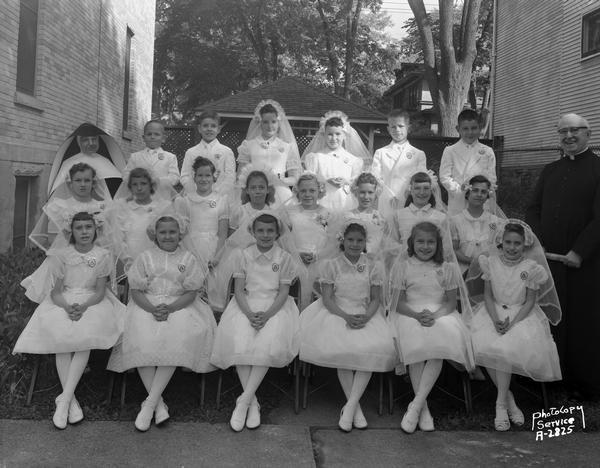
199, 373, 206, 409
293, 358, 300, 414
26, 356, 41, 406
120, 372, 127, 409
462, 372, 473, 414
388, 373, 394, 415
216, 371, 223, 410
106, 372, 115, 405
302, 363, 310, 410
378, 373, 384, 416
541, 382, 549, 410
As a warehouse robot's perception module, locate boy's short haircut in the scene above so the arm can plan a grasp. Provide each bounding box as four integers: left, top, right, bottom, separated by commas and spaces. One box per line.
197, 110, 220, 125
387, 108, 410, 122
143, 119, 164, 133
457, 109, 480, 125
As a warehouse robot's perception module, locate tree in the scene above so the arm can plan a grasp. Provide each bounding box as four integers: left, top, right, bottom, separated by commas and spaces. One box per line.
405, 0, 490, 136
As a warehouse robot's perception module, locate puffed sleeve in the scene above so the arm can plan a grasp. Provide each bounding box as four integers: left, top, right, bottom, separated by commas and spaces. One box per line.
524, 261, 549, 290
450, 215, 460, 243
237, 140, 252, 165
231, 248, 248, 279
127, 251, 150, 290
278, 250, 299, 284
303, 152, 318, 173
181, 252, 206, 290
217, 195, 230, 221
229, 205, 243, 230
285, 142, 301, 172
94, 249, 112, 278
368, 260, 385, 287
478, 255, 491, 281
440, 262, 460, 291
350, 155, 364, 179
43, 198, 68, 232
389, 258, 408, 291
173, 196, 190, 226
318, 258, 338, 285
47, 251, 67, 280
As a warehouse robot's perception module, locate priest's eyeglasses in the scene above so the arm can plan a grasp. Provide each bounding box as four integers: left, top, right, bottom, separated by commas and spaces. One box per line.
557, 127, 589, 135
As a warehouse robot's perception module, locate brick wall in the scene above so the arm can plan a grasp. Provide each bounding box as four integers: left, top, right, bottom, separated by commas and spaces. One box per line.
0, 0, 156, 251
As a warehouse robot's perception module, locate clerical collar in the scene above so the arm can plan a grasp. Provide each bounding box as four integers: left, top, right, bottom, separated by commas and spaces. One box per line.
563, 147, 589, 160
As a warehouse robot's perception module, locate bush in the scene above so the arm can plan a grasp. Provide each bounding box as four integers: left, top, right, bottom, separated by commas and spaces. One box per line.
0, 248, 45, 401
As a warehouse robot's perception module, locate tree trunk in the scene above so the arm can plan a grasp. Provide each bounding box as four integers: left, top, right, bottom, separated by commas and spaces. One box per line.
316, 0, 341, 94
343, 0, 362, 99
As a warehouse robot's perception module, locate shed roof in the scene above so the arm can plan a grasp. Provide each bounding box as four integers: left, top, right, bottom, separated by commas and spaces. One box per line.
197, 76, 387, 124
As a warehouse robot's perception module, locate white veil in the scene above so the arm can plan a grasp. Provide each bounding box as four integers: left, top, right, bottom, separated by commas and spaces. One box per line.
301, 110, 371, 164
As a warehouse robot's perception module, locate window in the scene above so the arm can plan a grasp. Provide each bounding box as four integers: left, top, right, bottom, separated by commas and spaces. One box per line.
16, 0, 39, 95
122, 27, 134, 131
582, 8, 600, 58
12, 176, 34, 249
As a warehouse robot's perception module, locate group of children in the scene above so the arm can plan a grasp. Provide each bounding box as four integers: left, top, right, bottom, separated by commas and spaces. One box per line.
13, 103, 562, 437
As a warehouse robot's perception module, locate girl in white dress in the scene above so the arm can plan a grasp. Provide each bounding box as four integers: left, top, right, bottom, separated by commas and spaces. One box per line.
451, 175, 503, 274
23, 163, 113, 303
237, 100, 301, 204
465, 220, 561, 431
283, 173, 335, 309
211, 213, 301, 432
300, 221, 396, 432
341, 173, 386, 257
389, 221, 474, 434
107, 214, 217, 431
14, 212, 124, 429
303, 111, 367, 212
108, 167, 172, 272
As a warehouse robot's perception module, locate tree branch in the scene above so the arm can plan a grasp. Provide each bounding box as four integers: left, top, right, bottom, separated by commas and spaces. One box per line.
343, 0, 362, 98
459, 0, 483, 64
438, 0, 456, 69
316, 0, 341, 93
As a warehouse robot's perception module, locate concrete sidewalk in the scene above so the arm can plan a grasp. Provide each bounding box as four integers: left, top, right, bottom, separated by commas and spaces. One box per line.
1, 419, 598, 467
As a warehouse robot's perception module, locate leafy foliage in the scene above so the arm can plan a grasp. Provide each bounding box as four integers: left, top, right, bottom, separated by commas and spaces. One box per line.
153, 0, 401, 121
0, 248, 44, 400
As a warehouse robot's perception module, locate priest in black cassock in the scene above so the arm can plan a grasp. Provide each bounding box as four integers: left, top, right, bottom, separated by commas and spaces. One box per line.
526, 113, 600, 398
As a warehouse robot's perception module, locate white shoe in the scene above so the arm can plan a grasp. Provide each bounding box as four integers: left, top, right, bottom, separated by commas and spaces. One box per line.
400, 401, 420, 434
353, 405, 368, 429
246, 399, 261, 429
53, 394, 70, 430
230, 397, 249, 432
418, 403, 435, 432
135, 399, 155, 432
507, 392, 524, 426
338, 405, 353, 432
68, 397, 84, 425
155, 399, 170, 426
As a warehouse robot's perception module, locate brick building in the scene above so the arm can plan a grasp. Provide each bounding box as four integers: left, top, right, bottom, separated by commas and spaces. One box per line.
0, 0, 156, 251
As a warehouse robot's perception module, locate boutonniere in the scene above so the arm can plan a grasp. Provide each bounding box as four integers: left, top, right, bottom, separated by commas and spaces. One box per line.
315, 212, 329, 228
214, 153, 221, 160
99, 203, 105, 210
478, 148, 486, 155
371, 212, 382, 226
406, 151, 413, 160
85, 256, 97, 268
178, 264, 186, 273
260, 141, 269, 149
209, 200, 217, 208
343, 157, 349, 164
520, 271, 528, 281
272, 263, 280, 272
489, 222, 497, 230
278, 146, 285, 153
356, 264, 365, 273
436, 268, 443, 277
214, 170, 221, 179
158, 153, 165, 160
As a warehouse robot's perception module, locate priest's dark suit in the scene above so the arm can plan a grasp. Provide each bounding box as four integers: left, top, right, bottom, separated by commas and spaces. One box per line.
526, 148, 600, 393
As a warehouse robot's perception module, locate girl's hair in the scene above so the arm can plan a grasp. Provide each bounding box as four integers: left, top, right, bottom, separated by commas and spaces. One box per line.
407, 221, 444, 265
465, 174, 491, 200
69, 162, 96, 180
404, 171, 436, 208
153, 216, 181, 247
69, 211, 97, 244
259, 103, 278, 117
252, 213, 280, 237
197, 110, 220, 124
295, 173, 326, 199
241, 170, 275, 205
339, 222, 367, 252
502, 222, 525, 241
127, 167, 156, 195
324, 116, 344, 128
193, 156, 216, 176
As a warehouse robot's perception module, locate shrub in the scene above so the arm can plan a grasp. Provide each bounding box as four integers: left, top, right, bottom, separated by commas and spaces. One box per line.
0, 248, 45, 400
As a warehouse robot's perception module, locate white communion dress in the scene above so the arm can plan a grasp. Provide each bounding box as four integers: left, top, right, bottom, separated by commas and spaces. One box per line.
450, 210, 502, 273
303, 148, 363, 212
299, 254, 396, 372
210, 244, 300, 369
341, 209, 385, 257
469, 255, 561, 381
13, 246, 124, 354
107, 246, 216, 373
389, 257, 474, 369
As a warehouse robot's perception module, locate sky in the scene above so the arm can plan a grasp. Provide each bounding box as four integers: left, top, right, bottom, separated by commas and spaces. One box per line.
380, 0, 440, 40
